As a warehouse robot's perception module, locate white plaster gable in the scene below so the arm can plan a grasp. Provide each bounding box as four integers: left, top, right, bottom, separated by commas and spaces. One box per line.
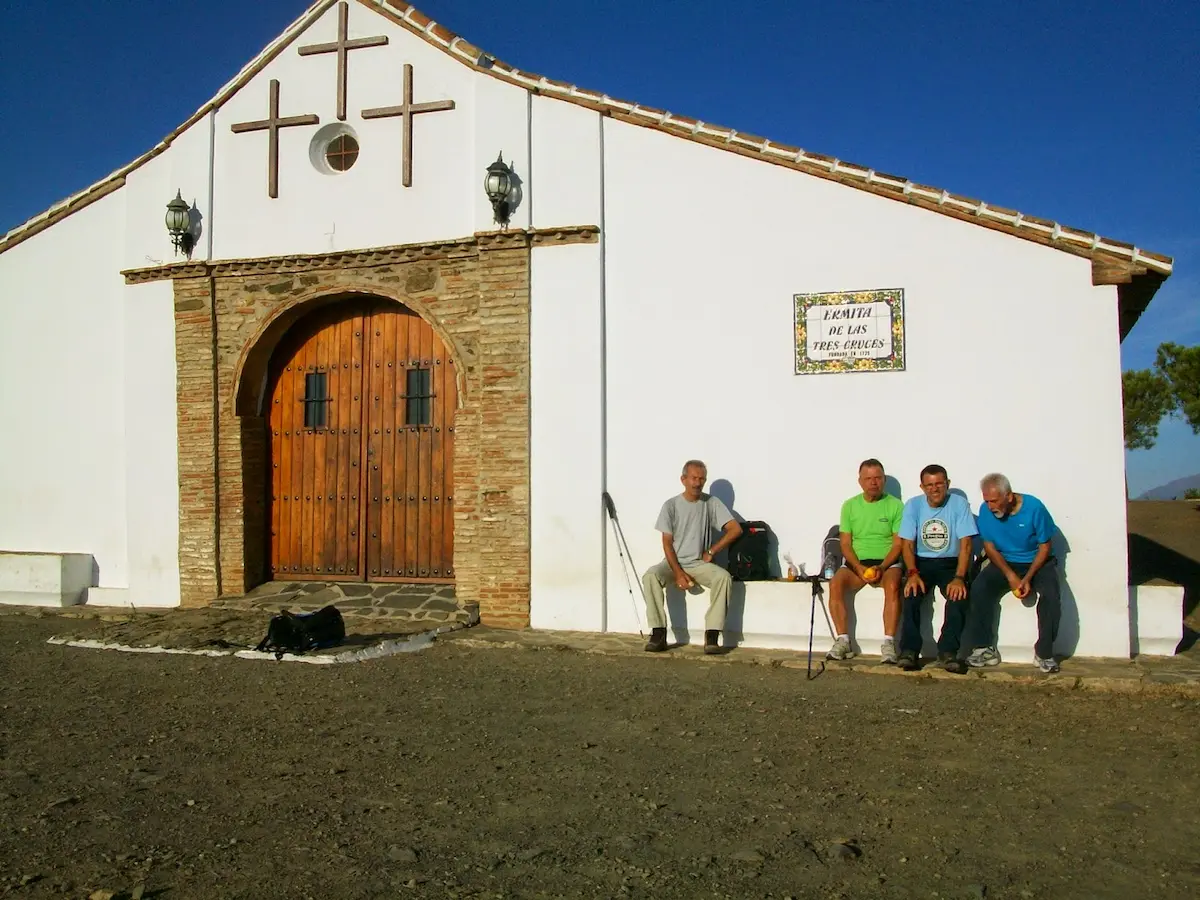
207, 0, 529, 259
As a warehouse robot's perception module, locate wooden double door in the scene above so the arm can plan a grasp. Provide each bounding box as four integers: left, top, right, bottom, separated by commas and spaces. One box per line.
267, 299, 455, 583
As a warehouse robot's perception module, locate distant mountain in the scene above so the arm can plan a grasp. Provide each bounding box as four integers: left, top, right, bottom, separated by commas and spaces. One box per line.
1137, 473, 1200, 500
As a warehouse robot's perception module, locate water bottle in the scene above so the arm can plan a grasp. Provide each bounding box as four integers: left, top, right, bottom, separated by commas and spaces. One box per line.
822, 551, 836, 582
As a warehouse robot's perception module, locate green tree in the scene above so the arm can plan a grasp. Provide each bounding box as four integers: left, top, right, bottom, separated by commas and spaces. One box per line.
1155, 342, 1200, 434
1184, 488, 1200, 500
1123, 368, 1173, 450
1123, 341, 1200, 450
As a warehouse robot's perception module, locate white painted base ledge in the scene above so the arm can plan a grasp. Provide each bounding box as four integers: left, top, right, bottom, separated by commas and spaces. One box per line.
45, 626, 455, 664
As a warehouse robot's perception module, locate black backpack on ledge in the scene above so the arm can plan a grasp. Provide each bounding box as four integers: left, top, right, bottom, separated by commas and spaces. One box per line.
728, 520, 773, 581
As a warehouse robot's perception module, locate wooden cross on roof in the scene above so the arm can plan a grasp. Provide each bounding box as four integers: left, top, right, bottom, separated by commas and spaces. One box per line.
298, 0, 389, 121
230, 79, 320, 199
362, 63, 456, 188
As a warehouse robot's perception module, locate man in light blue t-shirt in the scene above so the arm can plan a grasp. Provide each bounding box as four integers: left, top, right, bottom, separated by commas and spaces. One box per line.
896, 464, 977, 674
960, 472, 1062, 673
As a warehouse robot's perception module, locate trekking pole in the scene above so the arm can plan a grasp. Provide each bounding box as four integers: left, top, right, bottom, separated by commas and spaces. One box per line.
804, 575, 826, 680
602, 492, 645, 637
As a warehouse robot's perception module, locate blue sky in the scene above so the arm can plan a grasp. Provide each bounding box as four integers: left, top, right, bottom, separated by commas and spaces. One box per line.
1, 0, 1196, 494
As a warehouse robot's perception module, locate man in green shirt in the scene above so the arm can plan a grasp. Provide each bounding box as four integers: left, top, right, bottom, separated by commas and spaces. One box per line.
827, 458, 905, 663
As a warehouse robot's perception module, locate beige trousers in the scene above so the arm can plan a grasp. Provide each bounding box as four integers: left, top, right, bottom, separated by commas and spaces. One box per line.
641, 560, 731, 631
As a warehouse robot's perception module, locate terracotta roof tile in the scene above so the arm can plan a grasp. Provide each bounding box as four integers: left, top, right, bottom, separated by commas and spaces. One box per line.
428, 22, 454, 44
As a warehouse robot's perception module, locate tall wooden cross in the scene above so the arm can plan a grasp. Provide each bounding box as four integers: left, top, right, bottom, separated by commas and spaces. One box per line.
361, 63, 456, 188
230, 79, 320, 199
297, 1, 389, 121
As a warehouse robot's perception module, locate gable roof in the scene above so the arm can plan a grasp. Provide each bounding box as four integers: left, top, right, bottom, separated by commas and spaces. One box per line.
1, 0, 1171, 334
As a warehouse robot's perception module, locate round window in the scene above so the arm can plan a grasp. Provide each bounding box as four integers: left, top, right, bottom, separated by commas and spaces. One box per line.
308, 123, 360, 176
325, 134, 359, 172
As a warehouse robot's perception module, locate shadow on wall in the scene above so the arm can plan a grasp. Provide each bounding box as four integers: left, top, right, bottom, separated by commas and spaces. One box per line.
1128, 531, 1200, 654
1052, 530, 1081, 658
708, 478, 783, 578
885, 475, 903, 500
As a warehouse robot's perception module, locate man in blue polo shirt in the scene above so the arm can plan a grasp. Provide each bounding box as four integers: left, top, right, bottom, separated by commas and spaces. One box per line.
896, 464, 977, 674
961, 472, 1062, 673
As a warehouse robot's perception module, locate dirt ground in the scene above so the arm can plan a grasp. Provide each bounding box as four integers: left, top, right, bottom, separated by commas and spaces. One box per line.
1, 616, 1198, 900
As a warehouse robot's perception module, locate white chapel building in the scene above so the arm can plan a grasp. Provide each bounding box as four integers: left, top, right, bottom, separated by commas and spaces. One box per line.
0, 0, 1179, 659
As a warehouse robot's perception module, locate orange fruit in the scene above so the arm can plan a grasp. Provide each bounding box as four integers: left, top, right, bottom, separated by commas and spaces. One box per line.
862, 567, 878, 581
1013, 585, 1029, 598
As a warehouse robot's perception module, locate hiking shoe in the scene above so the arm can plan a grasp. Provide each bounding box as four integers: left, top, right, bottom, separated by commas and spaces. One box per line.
703, 630, 722, 655
826, 635, 855, 661
942, 657, 968, 675
897, 650, 919, 671
880, 638, 899, 665
644, 628, 667, 653
1034, 654, 1061, 673
966, 646, 1001, 668
936, 651, 956, 666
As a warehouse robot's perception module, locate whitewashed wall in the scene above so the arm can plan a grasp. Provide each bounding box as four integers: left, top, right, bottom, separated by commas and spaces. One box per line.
0, 192, 130, 596
123, 119, 213, 268
208, 2, 528, 260
121, 279, 181, 607
529, 97, 605, 629
528, 115, 1131, 659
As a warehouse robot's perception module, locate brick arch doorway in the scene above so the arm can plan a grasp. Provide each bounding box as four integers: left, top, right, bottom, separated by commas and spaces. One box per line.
266, 296, 456, 584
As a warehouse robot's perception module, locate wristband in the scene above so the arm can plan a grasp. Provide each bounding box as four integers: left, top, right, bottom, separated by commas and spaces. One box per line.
953, 574, 966, 581
906, 569, 919, 578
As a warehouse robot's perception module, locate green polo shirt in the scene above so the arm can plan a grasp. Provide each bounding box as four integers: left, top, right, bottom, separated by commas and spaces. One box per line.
839, 493, 903, 560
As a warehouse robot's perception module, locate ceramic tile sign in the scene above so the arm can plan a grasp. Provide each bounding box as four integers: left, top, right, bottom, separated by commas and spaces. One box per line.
793, 288, 906, 375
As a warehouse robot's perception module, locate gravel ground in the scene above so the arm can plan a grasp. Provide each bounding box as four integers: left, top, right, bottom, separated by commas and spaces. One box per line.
1, 615, 1198, 900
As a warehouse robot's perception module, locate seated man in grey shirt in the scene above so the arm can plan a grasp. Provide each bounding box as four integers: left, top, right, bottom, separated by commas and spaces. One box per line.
642, 460, 743, 654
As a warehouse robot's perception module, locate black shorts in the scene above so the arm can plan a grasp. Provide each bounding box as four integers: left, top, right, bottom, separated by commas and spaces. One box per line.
843, 557, 897, 570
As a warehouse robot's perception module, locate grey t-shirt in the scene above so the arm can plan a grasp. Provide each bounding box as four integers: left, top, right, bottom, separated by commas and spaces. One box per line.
655, 493, 735, 565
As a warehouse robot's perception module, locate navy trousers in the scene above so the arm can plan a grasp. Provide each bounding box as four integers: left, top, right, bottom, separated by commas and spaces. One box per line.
962, 558, 1061, 659
899, 558, 969, 657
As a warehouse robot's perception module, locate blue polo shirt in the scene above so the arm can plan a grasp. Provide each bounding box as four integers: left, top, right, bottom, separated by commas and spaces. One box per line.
898, 493, 978, 559
976, 494, 1055, 564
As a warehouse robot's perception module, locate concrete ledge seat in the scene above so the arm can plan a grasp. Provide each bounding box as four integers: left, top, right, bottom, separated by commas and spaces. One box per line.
0, 552, 95, 607
660, 579, 1180, 660
1130, 583, 1185, 656
667, 579, 1049, 661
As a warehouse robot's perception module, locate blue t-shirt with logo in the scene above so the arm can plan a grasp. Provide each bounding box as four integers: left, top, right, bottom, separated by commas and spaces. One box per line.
976, 493, 1055, 564
898, 493, 978, 559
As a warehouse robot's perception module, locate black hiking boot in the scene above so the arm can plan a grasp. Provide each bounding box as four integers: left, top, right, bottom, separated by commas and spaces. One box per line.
644, 628, 668, 653
703, 630, 722, 655
942, 656, 968, 675
897, 650, 920, 671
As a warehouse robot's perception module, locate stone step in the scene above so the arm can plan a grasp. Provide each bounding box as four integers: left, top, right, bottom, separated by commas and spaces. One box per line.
211, 581, 477, 626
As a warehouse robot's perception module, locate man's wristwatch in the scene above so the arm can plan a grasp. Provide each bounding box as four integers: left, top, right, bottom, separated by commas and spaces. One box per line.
952, 574, 966, 581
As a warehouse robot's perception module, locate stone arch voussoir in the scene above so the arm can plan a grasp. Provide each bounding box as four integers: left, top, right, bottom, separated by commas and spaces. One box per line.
232, 281, 471, 418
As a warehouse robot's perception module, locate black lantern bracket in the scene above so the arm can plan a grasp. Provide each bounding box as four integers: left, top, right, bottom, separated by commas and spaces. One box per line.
484, 153, 515, 229
165, 190, 196, 257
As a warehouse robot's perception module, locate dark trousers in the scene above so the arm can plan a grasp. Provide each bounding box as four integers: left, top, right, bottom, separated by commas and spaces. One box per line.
963, 558, 1061, 659
899, 558, 968, 656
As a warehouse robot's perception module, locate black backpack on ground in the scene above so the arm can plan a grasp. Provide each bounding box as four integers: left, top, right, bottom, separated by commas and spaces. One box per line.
255, 605, 346, 659
728, 520, 773, 581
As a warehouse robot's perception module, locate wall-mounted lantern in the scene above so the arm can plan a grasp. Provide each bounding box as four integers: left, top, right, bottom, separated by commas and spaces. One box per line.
165, 190, 194, 256
484, 153, 513, 229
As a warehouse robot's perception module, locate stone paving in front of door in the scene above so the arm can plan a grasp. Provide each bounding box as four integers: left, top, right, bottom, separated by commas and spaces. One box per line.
211, 580, 479, 627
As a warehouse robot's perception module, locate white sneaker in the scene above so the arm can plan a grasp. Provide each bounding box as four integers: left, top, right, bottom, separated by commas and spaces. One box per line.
1034, 654, 1060, 673
826, 635, 855, 660
966, 646, 1001, 668
879, 638, 898, 665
